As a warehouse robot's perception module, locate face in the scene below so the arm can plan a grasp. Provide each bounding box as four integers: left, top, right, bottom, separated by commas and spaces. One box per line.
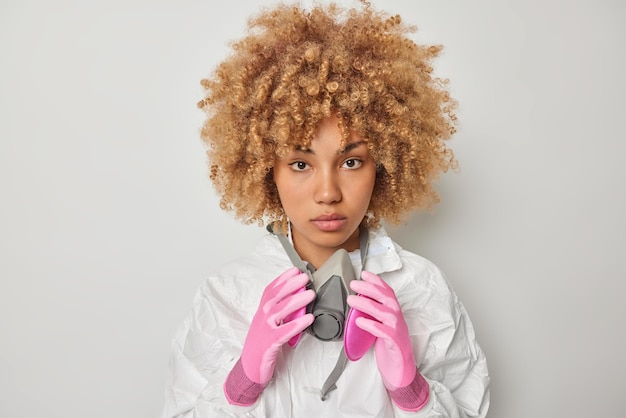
273, 116, 376, 268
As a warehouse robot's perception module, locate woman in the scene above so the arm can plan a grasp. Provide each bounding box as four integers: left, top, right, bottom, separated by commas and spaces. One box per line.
163, 2, 489, 416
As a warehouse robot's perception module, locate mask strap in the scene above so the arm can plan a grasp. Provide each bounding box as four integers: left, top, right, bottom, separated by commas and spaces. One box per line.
267, 223, 369, 400
267, 224, 315, 275
320, 349, 348, 400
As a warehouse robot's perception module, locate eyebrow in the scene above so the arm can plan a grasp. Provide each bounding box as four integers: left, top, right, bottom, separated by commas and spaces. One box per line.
295, 141, 367, 155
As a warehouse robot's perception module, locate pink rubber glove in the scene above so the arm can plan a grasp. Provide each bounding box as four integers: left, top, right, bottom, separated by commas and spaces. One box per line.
283, 285, 309, 347
224, 267, 315, 405
348, 271, 429, 411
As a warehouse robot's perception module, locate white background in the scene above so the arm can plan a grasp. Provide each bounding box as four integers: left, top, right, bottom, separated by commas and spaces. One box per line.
1, 0, 624, 417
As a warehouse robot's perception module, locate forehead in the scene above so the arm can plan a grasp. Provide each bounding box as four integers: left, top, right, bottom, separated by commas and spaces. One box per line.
292, 119, 366, 154
291, 115, 363, 146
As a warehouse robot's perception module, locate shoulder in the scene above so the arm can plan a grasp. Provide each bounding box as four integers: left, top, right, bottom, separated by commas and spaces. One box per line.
396, 247, 453, 293
369, 227, 454, 296
212, 233, 290, 279
370, 229, 459, 315
197, 233, 293, 307
391, 249, 458, 308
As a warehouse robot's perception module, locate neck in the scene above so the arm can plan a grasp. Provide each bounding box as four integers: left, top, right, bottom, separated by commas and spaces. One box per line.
291, 228, 361, 270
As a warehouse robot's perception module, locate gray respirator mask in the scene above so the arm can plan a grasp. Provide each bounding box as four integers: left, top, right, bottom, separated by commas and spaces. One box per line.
307, 248, 355, 340
267, 224, 368, 342
267, 224, 376, 401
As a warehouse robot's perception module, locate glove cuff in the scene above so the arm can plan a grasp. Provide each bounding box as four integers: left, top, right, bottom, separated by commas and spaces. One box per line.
388, 367, 430, 412
223, 357, 267, 406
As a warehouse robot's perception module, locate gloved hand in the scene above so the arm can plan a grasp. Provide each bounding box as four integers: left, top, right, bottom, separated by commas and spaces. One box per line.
348, 271, 429, 411
224, 267, 315, 405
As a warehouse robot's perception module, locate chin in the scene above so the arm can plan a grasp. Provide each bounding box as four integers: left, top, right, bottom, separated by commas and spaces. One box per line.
316, 231, 357, 250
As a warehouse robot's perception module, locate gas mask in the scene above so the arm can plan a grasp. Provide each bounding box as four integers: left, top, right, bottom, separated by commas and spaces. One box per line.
308, 248, 354, 341
267, 224, 376, 360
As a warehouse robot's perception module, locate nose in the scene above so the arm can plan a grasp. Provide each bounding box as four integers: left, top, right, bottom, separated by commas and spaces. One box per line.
314, 170, 342, 205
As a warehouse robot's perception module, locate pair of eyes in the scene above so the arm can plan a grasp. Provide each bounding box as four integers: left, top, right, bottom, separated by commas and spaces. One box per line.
289, 158, 363, 172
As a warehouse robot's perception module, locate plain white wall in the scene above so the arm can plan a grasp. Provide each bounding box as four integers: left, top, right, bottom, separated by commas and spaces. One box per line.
1, 0, 624, 417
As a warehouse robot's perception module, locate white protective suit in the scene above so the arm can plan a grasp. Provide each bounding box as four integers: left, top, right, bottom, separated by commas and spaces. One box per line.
162, 227, 489, 417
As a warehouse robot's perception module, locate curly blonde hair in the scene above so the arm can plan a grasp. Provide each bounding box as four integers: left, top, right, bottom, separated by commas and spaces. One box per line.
198, 2, 457, 231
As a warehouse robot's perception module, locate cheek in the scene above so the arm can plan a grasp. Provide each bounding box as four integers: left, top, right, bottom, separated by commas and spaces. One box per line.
273, 171, 302, 213
272, 166, 290, 197
350, 170, 376, 207
363, 167, 377, 195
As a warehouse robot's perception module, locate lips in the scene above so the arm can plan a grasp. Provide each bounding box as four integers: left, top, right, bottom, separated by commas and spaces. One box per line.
311, 213, 347, 232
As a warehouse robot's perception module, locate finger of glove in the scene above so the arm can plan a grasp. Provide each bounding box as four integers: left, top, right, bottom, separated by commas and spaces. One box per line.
283, 286, 308, 323
274, 313, 314, 346
270, 289, 315, 324
262, 270, 310, 308
347, 294, 398, 327
269, 266, 301, 287
266, 267, 305, 293
350, 272, 400, 311
361, 270, 391, 290
354, 315, 395, 341
349, 280, 391, 304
